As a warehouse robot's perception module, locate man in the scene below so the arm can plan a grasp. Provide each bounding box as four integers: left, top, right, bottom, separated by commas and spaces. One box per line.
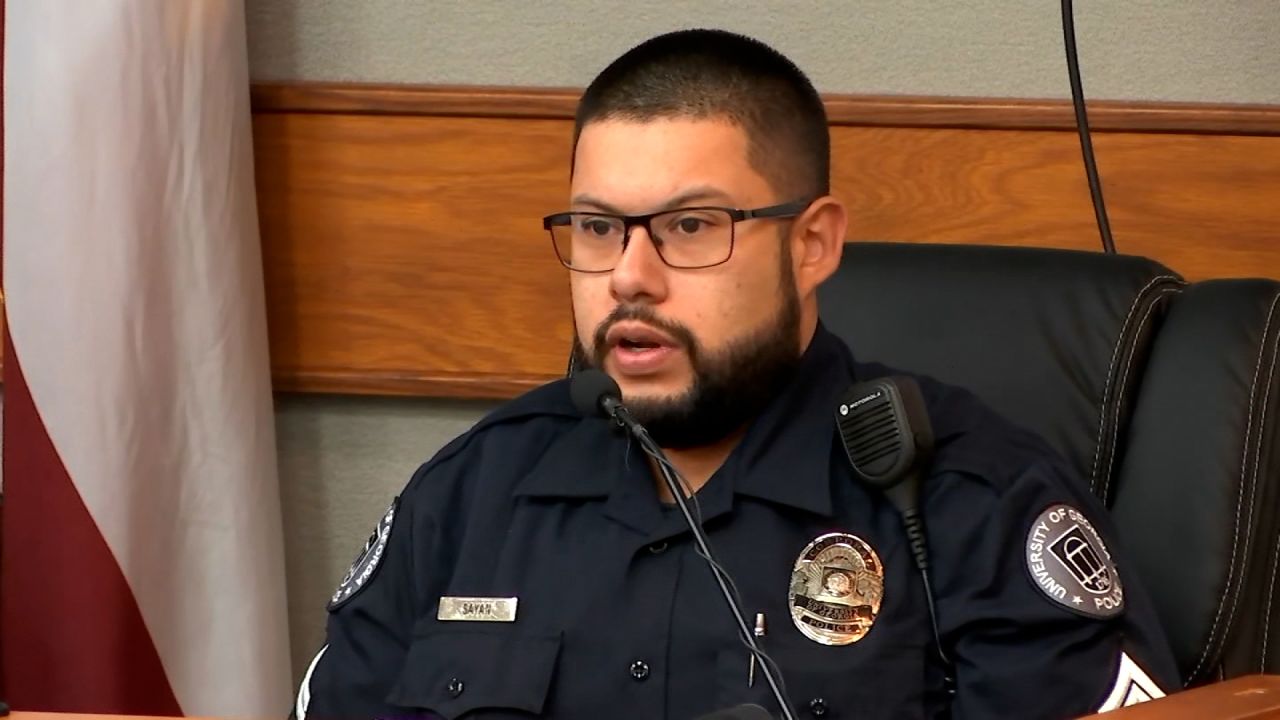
296, 29, 1178, 719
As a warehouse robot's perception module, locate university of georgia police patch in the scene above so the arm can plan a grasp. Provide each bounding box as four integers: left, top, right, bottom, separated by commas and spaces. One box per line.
1025, 503, 1124, 618
328, 498, 398, 611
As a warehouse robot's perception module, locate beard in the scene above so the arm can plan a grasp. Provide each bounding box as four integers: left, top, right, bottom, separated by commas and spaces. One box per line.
574, 267, 803, 449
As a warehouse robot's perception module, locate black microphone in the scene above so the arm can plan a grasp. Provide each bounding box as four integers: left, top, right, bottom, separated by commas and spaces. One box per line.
570, 369, 797, 720
837, 376, 934, 552
695, 704, 773, 720
569, 367, 636, 432
837, 375, 954, 690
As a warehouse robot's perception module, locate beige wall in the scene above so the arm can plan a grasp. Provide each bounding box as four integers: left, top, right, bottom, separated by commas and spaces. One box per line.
275, 394, 496, 678
245, 0, 1280, 685
246, 0, 1280, 103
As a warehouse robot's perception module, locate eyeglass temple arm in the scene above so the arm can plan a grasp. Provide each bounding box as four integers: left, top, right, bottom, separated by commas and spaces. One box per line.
740, 200, 811, 220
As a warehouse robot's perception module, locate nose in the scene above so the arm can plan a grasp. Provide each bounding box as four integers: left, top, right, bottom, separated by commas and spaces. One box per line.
609, 225, 669, 305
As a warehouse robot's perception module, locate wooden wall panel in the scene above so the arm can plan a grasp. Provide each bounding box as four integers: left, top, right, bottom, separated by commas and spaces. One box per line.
834, 127, 1279, 280
254, 112, 575, 396
252, 85, 1280, 398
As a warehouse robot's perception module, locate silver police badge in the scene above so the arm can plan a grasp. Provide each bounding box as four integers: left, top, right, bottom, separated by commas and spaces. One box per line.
789, 532, 884, 645
328, 498, 398, 611
1025, 503, 1124, 618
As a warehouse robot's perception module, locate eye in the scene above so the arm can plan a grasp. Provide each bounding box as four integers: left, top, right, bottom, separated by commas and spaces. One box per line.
676, 217, 706, 234
664, 212, 721, 237
576, 217, 619, 237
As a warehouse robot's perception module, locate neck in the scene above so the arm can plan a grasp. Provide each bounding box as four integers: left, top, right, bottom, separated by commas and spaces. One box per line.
650, 427, 747, 503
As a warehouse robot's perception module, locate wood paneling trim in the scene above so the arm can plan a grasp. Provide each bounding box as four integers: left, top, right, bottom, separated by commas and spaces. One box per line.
250, 82, 1280, 135
251, 83, 581, 120
822, 95, 1280, 135
274, 369, 550, 398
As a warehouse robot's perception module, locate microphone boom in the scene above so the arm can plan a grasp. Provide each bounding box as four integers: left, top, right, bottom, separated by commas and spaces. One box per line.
570, 370, 798, 720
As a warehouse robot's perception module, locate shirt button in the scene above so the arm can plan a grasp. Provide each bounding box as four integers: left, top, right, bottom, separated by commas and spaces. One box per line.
447, 677, 464, 698
808, 698, 828, 717
647, 541, 668, 554
629, 660, 650, 681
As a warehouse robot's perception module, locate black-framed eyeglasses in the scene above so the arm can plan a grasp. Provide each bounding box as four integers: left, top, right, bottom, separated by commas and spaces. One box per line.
541, 200, 811, 273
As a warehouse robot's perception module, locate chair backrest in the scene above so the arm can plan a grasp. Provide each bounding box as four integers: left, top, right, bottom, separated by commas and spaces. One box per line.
1110, 279, 1280, 684
820, 242, 1183, 498
820, 241, 1280, 686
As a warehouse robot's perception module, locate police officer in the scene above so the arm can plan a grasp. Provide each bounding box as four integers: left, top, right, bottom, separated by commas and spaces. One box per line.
295, 29, 1178, 719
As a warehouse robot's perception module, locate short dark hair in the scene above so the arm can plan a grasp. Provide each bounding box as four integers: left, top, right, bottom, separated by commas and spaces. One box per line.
573, 29, 830, 201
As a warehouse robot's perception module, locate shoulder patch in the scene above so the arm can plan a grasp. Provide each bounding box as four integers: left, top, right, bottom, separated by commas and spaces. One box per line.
1024, 503, 1124, 618
329, 498, 398, 611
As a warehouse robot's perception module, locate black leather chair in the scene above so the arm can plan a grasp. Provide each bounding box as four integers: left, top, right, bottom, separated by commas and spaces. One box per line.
821, 241, 1280, 687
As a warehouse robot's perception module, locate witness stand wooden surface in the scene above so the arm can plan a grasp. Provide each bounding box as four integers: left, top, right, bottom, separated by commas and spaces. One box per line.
8, 675, 1280, 720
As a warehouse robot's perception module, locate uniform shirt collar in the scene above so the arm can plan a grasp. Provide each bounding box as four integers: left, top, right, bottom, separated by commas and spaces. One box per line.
514, 324, 856, 521
512, 416, 630, 499
719, 323, 852, 518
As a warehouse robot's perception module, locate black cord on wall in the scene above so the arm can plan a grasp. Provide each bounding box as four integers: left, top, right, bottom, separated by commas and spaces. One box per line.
1062, 0, 1117, 254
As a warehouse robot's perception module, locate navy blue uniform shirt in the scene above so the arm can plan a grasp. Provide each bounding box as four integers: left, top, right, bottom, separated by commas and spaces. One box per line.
296, 325, 1178, 719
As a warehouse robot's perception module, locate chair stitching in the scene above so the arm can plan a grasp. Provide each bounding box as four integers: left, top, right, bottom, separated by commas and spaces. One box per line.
1248, 295, 1280, 670
1204, 292, 1280, 677
1249, 297, 1280, 666
1261, 522, 1280, 671
1090, 276, 1182, 495
1190, 292, 1280, 682
1225, 293, 1280, 673
1101, 288, 1180, 502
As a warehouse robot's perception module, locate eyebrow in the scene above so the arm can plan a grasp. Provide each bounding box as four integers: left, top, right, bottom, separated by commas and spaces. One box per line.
570, 186, 737, 215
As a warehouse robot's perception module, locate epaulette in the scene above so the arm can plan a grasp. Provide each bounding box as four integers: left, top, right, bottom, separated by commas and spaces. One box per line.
402, 377, 582, 490
466, 377, 580, 434
852, 360, 1063, 496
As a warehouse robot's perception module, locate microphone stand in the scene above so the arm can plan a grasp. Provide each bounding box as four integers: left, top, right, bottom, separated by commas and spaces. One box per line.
605, 400, 798, 720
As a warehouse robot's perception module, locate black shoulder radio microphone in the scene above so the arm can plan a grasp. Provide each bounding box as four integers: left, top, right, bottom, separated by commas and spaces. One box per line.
571, 370, 799, 720
837, 376, 955, 690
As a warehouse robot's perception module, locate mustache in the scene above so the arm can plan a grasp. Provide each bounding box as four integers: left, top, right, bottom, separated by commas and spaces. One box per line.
591, 305, 699, 360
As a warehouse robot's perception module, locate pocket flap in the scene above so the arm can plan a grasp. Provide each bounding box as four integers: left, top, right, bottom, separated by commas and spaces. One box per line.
387, 630, 561, 717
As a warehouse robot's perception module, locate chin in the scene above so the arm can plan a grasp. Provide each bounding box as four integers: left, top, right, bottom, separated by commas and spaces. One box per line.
612, 373, 691, 404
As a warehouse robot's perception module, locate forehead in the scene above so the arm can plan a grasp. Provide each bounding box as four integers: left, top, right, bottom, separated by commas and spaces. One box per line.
571, 117, 771, 209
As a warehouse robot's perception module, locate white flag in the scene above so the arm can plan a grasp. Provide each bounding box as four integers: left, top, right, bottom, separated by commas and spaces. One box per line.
3, 1, 292, 714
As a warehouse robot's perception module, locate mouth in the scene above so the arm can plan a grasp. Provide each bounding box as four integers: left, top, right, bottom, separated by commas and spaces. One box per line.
604, 322, 681, 374
606, 322, 678, 350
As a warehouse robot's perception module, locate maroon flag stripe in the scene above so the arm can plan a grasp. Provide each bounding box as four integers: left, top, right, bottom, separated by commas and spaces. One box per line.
0, 0, 180, 709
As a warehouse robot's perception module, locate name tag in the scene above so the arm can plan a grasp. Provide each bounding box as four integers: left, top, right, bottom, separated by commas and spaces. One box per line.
437, 596, 518, 622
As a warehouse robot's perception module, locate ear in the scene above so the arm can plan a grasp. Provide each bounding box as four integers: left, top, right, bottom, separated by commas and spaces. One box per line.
789, 196, 848, 298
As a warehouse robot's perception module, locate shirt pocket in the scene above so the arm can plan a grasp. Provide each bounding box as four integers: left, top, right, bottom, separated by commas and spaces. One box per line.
715, 640, 927, 719
387, 629, 562, 718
